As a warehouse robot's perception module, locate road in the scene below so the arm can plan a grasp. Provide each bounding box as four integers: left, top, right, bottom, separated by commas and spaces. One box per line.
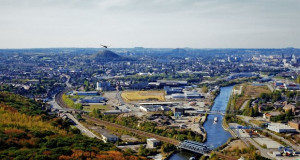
262, 129, 300, 152
83, 115, 181, 146
116, 91, 125, 105
245, 138, 273, 159
228, 123, 273, 159
49, 75, 101, 140
238, 115, 300, 152
49, 94, 101, 139
239, 100, 249, 111
267, 83, 274, 92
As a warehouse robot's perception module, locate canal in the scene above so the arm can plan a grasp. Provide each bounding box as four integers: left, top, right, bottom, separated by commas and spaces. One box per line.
169, 85, 234, 160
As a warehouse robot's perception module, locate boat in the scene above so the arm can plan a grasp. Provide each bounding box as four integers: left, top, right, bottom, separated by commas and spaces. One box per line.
214, 117, 218, 123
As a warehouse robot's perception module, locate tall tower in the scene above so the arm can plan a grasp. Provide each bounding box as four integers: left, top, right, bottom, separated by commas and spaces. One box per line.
96, 82, 100, 91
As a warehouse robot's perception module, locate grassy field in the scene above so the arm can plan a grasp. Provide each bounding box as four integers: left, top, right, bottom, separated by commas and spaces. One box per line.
121, 90, 165, 102
234, 83, 270, 109
83, 104, 110, 112
249, 120, 266, 127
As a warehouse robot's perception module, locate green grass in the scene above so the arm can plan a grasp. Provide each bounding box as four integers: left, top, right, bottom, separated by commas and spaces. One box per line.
83, 104, 110, 112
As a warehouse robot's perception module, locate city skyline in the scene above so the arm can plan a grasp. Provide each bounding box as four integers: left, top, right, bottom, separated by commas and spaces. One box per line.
0, 0, 299, 48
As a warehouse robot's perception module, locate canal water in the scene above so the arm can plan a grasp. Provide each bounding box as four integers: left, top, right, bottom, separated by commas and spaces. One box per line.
169, 85, 234, 160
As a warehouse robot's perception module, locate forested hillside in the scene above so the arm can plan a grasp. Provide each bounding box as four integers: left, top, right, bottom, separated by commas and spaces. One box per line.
0, 92, 146, 160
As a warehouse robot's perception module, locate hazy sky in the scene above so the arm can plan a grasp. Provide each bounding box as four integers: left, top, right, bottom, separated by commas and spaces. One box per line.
0, 0, 299, 48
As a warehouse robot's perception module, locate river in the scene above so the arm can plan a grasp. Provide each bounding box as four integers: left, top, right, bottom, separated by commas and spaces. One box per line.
169, 85, 234, 160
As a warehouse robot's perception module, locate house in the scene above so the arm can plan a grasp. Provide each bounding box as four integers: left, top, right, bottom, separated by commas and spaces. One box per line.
147, 138, 161, 148
283, 104, 295, 113
263, 112, 281, 121
267, 123, 297, 133
273, 102, 284, 109
288, 120, 300, 130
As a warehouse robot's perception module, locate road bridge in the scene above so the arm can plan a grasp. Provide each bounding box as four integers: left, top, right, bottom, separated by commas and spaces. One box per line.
199, 110, 242, 115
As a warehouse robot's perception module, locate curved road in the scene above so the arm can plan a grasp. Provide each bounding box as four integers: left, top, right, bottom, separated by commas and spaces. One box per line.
51, 76, 101, 140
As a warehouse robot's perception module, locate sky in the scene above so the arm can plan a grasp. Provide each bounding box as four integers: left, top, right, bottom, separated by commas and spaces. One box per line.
0, 0, 299, 48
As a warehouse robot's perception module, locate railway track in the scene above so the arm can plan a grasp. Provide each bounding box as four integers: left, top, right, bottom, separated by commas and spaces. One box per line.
55, 87, 73, 108
55, 88, 180, 145
83, 115, 180, 146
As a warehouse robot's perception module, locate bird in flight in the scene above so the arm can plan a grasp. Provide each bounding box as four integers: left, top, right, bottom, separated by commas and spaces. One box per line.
100, 44, 110, 48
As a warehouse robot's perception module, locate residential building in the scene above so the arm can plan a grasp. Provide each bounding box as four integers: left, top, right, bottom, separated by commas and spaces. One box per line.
283, 104, 295, 113
263, 112, 281, 121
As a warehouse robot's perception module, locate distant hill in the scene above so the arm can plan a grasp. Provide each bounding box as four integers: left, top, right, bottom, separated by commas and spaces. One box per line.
171, 48, 187, 55
90, 50, 128, 61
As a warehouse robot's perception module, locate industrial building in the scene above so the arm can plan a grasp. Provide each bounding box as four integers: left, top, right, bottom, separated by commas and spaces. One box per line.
267, 123, 297, 133
147, 138, 161, 148
96, 81, 113, 91
80, 96, 106, 103
170, 91, 202, 99
72, 91, 99, 96
288, 120, 300, 130
100, 132, 119, 143
164, 86, 183, 95
139, 105, 170, 112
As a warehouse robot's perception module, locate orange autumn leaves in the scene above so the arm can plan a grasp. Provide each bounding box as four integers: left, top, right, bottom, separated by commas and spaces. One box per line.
58, 150, 147, 160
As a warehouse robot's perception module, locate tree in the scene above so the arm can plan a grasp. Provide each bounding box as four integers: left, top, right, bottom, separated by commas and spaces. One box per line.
90, 108, 100, 118
84, 80, 89, 91
249, 107, 254, 117
137, 145, 147, 156
285, 109, 293, 121
296, 76, 300, 84
202, 86, 208, 93
161, 143, 175, 153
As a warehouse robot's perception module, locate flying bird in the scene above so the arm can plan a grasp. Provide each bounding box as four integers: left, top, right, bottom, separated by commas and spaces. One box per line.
100, 44, 110, 48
